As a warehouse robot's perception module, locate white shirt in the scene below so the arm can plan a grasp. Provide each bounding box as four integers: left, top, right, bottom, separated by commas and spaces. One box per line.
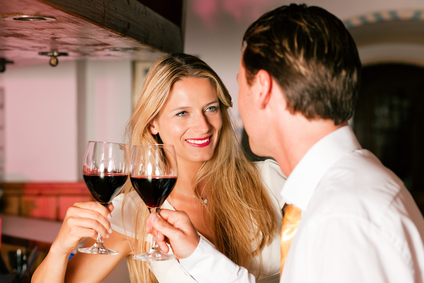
110, 159, 286, 283
281, 125, 424, 282
180, 126, 424, 283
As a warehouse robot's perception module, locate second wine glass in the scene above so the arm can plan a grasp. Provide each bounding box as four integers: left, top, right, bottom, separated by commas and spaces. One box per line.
79, 141, 129, 255
130, 144, 178, 261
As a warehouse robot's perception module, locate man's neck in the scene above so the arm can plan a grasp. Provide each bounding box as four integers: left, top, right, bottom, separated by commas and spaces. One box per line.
273, 115, 347, 177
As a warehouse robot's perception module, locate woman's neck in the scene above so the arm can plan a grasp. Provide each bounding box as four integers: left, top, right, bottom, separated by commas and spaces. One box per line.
174, 159, 204, 194
168, 158, 213, 242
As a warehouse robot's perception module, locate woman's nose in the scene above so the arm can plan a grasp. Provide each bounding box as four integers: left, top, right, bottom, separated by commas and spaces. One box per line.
193, 113, 210, 133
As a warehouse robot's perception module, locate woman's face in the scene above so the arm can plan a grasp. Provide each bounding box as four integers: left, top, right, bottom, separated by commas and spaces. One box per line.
150, 77, 223, 166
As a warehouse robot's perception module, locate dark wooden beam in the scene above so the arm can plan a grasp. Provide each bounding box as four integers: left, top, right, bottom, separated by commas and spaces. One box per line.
0, 0, 184, 67
137, 0, 184, 27
41, 0, 183, 54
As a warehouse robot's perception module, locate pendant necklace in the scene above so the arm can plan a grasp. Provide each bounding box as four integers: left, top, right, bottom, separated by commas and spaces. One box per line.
174, 187, 208, 204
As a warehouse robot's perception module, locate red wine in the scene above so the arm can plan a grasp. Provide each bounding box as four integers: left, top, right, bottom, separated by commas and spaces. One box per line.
130, 176, 177, 208
83, 174, 128, 205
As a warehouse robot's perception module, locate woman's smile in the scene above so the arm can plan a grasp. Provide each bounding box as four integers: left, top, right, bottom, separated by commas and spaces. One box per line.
185, 135, 212, 147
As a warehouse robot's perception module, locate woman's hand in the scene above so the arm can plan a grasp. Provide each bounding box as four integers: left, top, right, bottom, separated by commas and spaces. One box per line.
146, 209, 200, 259
33, 201, 132, 283
50, 201, 114, 256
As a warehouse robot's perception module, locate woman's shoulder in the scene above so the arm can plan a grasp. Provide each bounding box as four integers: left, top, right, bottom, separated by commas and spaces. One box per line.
254, 159, 286, 207
254, 159, 283, 175
254, 159, 287, 184
110, 191, 141, 237
111, 190, 139, 209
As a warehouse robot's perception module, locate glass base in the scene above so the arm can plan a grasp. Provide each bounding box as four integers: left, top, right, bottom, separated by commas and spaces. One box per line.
78, 243, 119, 255
134, 251, 175, 261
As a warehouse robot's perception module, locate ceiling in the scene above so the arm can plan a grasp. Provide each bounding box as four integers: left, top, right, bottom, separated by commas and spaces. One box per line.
0, 0, 184, 69
349, 19, 424, 47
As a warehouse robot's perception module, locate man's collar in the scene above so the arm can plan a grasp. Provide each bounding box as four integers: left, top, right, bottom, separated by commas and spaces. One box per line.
280, 126, 361, 211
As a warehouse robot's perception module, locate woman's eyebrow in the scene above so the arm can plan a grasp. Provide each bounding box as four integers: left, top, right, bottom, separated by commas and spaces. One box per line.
169, 100, 219, 112
205, 100, 219, 106
170, 106, 190, 112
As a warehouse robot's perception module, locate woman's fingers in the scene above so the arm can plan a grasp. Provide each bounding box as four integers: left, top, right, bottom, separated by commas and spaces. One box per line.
67, 216, 111, 239
72, 201, 112, 219
66, 205, 112, 235
51, 201, 114, 256
65, 224, 99, 240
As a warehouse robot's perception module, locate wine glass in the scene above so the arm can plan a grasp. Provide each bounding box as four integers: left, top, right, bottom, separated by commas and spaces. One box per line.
79, 141, 129, 255
130, 144, 178, 261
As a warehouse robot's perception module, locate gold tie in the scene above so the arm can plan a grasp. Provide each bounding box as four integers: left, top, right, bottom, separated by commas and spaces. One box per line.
280, 204, 302, 275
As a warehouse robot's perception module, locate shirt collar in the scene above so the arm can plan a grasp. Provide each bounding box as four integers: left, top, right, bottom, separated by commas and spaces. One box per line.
280, 125, 361, 211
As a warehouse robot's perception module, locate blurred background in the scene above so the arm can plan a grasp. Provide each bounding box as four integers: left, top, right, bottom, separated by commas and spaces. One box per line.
0, 0, 423, 281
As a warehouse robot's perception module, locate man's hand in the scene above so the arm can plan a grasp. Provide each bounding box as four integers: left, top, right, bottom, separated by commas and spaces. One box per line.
146, 209, 200, 259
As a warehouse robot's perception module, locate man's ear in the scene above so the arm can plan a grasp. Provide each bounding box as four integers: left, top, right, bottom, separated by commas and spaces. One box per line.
256, 70, 272, 109
148, 120, 159, 135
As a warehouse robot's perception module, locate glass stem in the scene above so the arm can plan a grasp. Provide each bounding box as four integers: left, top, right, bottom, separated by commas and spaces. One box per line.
96, 233, 104, 246
150, 207, 160, 252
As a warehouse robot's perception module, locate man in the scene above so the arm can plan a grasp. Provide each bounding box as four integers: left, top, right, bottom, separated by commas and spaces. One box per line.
148, 4, 424, 282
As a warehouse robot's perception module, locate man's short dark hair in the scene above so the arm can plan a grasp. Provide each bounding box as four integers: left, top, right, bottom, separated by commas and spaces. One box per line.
242, 4, 361, 125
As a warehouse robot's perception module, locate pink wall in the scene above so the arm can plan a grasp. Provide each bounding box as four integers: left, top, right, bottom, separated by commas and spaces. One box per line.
85, 60, 132, 144
0, 61, 78, 182
0, 59, 132, 182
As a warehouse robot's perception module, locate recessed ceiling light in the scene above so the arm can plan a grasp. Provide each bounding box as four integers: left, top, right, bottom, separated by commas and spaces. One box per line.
0, 15, 56, 22
103, 47, 140, 52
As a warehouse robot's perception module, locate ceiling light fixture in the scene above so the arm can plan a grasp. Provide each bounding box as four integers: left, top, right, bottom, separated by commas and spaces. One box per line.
102, 47, 140, 52
39, 50, 68, 67
0, 15, 56, 22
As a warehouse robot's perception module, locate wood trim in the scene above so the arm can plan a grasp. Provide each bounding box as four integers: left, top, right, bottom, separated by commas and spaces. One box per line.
40, 0, 183, 54
0, 182, 93, 220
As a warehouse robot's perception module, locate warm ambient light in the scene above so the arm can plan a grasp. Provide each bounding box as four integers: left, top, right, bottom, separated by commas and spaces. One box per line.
0, 15, 56, 21
102, 47, 141, 52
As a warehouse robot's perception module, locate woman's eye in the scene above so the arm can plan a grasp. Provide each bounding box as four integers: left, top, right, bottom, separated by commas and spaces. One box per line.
206, 106, 218, 112
176, 111, 187, 117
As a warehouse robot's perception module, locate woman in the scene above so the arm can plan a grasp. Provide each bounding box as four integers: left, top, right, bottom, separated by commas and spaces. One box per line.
32, 53, 285, 283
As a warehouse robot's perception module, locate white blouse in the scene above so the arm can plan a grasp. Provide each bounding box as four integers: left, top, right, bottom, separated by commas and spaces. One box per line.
110, 159, 286, 283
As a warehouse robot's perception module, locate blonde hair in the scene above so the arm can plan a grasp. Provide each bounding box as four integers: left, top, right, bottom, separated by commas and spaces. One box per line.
122, 53, 278, 283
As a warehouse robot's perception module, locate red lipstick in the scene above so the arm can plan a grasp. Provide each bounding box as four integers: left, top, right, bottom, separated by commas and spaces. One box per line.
185, 135, 212, 148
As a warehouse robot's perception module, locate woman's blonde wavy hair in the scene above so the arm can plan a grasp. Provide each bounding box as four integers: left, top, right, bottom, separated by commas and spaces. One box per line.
121, 53, 278, 283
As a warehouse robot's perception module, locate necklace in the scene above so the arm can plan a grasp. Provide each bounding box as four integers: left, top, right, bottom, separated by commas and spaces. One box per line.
174, 187, 208, 204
